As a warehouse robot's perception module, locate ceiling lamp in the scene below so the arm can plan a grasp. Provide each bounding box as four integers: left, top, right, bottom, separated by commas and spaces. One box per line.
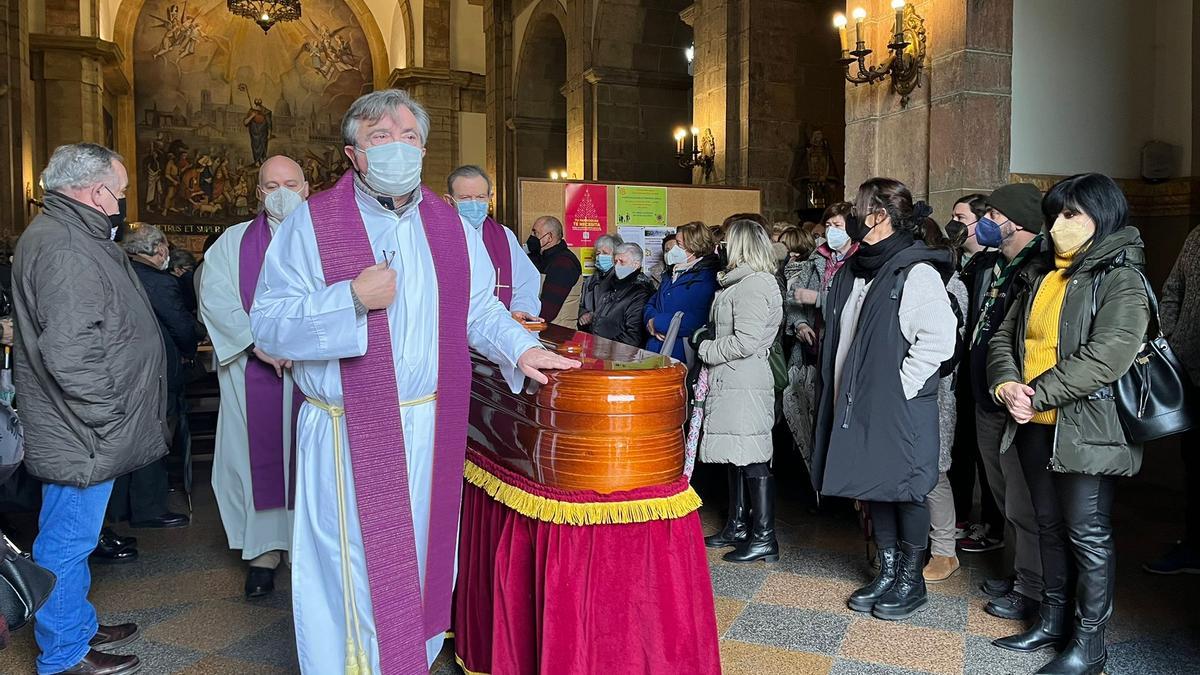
227, 0, 301, 33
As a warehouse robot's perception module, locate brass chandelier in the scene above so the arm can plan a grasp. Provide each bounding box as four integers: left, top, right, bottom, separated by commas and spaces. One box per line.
227, 0, 301, 33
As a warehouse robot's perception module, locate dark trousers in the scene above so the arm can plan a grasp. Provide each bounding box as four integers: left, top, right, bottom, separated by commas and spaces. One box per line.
870, 500, 930, 549
949, 373, 1003, 531
1184, 427, 1200, 549
106, 458, 169, 524
1016, 423, 1116, 631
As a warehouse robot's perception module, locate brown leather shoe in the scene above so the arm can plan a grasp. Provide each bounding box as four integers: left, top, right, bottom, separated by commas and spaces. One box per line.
55, 649, 141, 675
89, 623, 141, 650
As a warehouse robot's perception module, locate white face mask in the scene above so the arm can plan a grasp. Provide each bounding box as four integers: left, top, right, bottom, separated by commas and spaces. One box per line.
358, 141, 423, 197
664, 245, 688, 266
264, 187, 303, 225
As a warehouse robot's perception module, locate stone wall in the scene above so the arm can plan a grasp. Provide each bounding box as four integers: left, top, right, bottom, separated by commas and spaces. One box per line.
844, 0, 1013, 219
691, 0, 845, 223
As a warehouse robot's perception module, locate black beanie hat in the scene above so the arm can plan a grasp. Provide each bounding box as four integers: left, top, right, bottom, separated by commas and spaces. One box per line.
986, 183, 1044, 233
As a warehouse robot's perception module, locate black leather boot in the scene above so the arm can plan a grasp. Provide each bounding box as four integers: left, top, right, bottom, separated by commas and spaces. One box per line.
872, 541, 928, 620
705, 466, 748, 549
723, 474, 779, 563
848, 547, 899, 612
993, 602, 1069, 652
1036, 626, 1106, 675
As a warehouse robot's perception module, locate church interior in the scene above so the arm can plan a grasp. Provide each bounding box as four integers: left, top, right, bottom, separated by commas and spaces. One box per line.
2, 0, 1200, 673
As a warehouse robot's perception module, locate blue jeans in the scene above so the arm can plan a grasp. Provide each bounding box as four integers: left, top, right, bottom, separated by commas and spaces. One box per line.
32, 479, 114, 674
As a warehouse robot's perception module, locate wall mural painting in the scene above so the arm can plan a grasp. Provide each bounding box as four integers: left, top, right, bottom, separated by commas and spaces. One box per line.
133, 0, 373, 227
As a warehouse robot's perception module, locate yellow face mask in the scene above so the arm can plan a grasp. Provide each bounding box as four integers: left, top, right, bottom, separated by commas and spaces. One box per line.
1051, 215, 1095, 256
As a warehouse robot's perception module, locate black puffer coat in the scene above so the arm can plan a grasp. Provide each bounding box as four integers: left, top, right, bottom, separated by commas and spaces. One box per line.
12, 192, 168, 487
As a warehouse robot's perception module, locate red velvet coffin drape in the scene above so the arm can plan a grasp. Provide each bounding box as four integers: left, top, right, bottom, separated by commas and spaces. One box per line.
453, 451, 722, 675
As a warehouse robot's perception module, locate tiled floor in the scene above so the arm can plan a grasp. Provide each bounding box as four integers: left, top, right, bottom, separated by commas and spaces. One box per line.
1, 465, 1197, 674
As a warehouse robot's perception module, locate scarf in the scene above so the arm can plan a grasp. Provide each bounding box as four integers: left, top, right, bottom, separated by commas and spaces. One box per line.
971, 234, 1043, 346
848, 231, 913, 281
239, 211, 304, 511
308, 171, 472, 671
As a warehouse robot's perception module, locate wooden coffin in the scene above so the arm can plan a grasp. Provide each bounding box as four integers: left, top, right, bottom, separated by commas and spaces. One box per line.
468, 324, 688, 494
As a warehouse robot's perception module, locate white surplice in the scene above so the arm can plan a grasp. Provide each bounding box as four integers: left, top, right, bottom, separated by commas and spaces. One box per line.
249, 186, 540, 673
492, 223, 542, 317
197, 218, 295, 561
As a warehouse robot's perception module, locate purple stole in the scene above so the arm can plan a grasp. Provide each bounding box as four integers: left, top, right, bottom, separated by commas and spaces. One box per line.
307, 171, 472, 673
238, 211, 304, 511
479, 216, 513, 309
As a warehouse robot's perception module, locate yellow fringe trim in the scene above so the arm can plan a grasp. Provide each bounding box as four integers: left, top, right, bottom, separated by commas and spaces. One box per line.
463, 460, 702, 526
455, 653, 489, 675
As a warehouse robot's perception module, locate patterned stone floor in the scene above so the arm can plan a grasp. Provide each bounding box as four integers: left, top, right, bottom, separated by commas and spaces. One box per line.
0, 464, 1197, 674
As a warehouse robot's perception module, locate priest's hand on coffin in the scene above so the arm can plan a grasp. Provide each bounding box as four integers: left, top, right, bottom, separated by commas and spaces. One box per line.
511, 310, 536, 323
517, 347, 581, 385
351, 261, 397, 311
252, 347, 291, 378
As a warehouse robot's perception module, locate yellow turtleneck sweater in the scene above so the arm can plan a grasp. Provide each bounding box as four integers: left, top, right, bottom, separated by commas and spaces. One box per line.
1022, 250, 1077, 424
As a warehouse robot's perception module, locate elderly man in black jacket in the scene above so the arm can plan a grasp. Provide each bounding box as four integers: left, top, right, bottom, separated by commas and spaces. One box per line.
108, 224, 195, 533
13, 142, 162, 675
587, 242, 655, 347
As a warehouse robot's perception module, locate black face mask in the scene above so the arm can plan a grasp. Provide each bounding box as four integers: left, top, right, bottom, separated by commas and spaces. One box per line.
526, 234, 542, 255
845, 212, 869, 242
110, 197, 127, 231
944, 219, 965, 243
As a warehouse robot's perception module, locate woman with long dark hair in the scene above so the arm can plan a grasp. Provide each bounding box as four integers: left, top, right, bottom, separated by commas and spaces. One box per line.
988, 174, 1150, 675
809, 178, 958, 620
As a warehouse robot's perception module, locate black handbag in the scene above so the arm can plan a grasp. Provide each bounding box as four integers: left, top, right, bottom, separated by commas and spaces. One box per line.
1091, 253, 1196, 443
1, 532, 56, 632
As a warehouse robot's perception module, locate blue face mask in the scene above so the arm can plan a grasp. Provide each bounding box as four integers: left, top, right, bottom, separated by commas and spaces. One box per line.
975, 216, 1007, 248
596, 253, 614, 272
456, 199, 489, 228
615, 263, 638, 280
824, 226, 850, 251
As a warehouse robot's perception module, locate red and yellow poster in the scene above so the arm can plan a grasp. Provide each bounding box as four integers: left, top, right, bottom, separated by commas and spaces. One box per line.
564, 184, 609, 247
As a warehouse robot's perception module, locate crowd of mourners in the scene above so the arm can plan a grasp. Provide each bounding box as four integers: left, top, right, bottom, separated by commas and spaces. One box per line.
532, 172, 1199, 675
1, 140, 1198, 675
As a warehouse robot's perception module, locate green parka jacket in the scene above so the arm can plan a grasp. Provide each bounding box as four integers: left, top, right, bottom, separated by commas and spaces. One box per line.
986, 226, 1151, 476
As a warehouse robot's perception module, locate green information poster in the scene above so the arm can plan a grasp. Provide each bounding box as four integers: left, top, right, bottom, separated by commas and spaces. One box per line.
614, 185, 668, 226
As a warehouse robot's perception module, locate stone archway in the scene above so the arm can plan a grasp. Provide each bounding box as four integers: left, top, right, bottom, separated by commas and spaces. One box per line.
513, 9, 567, 181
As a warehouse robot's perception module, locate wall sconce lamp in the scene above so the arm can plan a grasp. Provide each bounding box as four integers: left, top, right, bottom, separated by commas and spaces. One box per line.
549, 170, 575, 181
674, 126, 715, 180
834, 1, 927, 107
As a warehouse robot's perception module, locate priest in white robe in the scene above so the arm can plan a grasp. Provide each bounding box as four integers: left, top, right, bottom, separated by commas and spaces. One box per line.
249, 89, 578, 674
198, 155, 308, 599
442, 164, 541, 320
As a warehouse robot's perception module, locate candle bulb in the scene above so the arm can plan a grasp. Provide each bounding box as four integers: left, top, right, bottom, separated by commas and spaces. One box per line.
833, 13, 848, 57
691, 126, 700, 154
891, 0, 905, 41
852, 7, 866, 50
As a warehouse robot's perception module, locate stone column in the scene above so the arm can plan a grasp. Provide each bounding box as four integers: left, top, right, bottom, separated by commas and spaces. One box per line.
485, 0, 519, 224
390, 67, 487, 192
691, 0, 845, 222
844, 0, 1013, 217
29, 34, 119, 158
0, 0, 33, 235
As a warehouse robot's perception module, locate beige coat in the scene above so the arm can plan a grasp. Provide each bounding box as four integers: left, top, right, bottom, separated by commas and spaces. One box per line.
698, 266, 782, 465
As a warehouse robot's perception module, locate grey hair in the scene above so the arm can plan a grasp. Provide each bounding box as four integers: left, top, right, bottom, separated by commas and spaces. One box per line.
614, 242, 643, 265
341, 89, 431, 147
40, 143, 123, 192
594, 233, 623, 254
447, 165, 493, 195
121, 223, 168, 258
725, 219, 776, 274
536, 215, 564, 238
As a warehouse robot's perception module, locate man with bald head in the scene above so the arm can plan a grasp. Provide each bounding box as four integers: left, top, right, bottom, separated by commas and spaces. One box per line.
528, 214, 582, 326
198, 154, 308, 598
